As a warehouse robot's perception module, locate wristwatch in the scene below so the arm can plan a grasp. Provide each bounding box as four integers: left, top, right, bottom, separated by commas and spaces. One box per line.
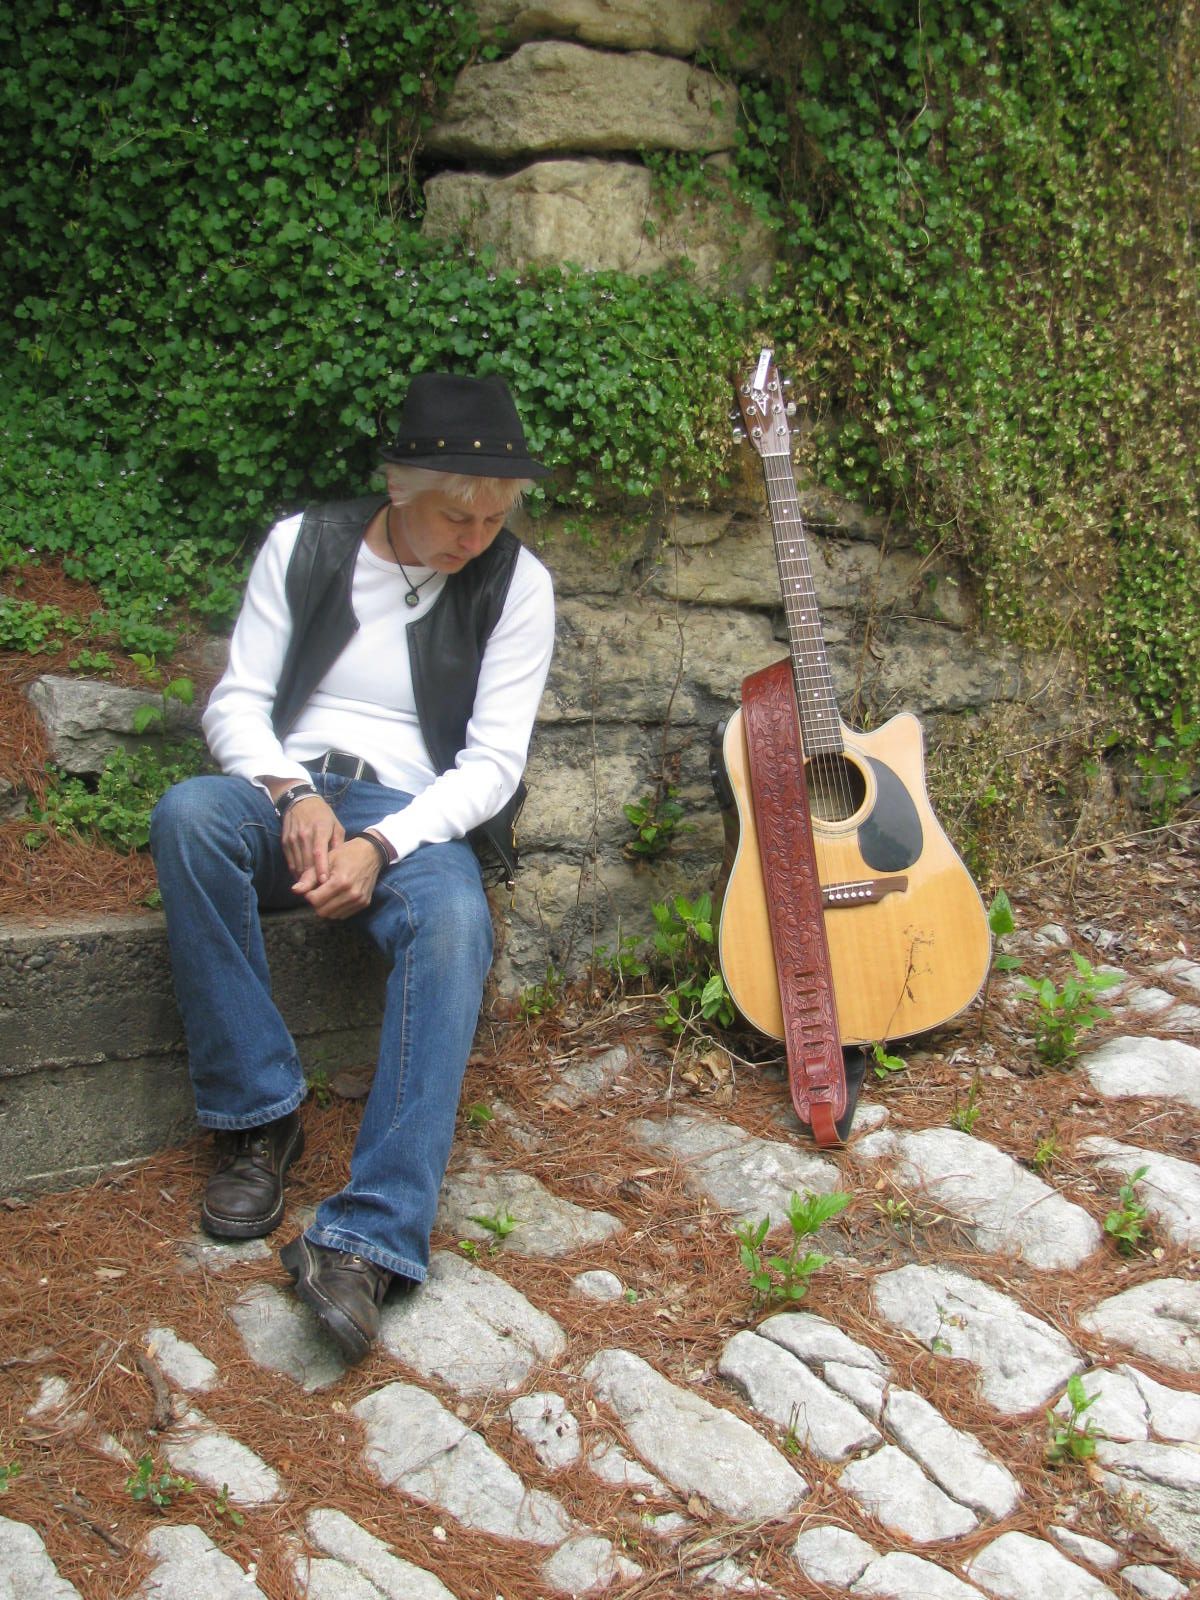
274, 781, 319, 819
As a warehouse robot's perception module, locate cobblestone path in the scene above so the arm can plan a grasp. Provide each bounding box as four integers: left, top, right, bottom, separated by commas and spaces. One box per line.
2, 926, 1198, 1599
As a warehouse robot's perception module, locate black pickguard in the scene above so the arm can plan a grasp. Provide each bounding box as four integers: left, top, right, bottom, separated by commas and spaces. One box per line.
858, 758, 923, 871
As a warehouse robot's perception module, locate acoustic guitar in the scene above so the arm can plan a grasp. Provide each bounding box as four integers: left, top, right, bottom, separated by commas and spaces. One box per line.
716, 351, 991, 1046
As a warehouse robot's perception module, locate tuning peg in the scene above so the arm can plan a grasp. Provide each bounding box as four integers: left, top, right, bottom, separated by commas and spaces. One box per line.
785, 402, 797, 416
732, 426, 746, 442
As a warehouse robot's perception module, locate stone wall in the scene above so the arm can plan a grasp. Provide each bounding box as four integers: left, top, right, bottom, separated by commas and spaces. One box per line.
19, 0, 1074, 989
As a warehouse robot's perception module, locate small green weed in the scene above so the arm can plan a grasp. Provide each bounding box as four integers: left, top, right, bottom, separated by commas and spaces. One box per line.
948, 1080, 982, 1135
1022, 952, 1120, 1067
307, 1068, 332, 1109
623, 788, 692, 859
1136, 705, 1199, 823
987, 889, 1022, 974
130, 652, 195, 735
30, 741, 210, 853
0, 597, 84, 653
464, 1102, 494, 1129
1104, 1166, 1150, 1254
1032, 1131, 1061, 1173
0, 1459, 20, 1492
735, 1189, 851, 1308
125, 1453, 195, 1510
212, 1483, 245, 1528
874, 1195, 912, 1225
592, 933, 649, 985
651, 893, 734, 1035
67, 648, 116, 675
467, 1207, 517, 1252
870, 1042, 906, 1080
1046, 1374, 1102, 1465
518, 965, 563, 1020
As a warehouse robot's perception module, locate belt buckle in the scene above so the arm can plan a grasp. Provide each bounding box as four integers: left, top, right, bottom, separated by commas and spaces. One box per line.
322, 750, 367, 780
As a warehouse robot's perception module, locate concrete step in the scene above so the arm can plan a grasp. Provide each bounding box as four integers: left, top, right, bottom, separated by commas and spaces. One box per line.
0, 909, 386, 1195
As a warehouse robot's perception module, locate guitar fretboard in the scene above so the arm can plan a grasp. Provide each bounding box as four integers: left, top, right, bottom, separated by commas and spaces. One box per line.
761, 455, 844, 755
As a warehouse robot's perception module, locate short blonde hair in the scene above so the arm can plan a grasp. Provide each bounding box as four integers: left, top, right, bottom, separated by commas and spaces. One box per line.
383, 465, 531, 512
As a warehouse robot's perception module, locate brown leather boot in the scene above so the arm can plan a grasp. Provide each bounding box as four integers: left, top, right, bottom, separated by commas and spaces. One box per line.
280, 1235, 392, 1363
200, 1111, 304, 1240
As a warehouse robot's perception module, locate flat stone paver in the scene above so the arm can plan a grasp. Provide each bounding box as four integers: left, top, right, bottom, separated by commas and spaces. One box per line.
539, 1533, 643, 1595
963, 1530, 1119, 1599
881, 1387, 1021, 1520
161, 1408, 282, 1506
0, 1515, 83, 1599
583, 1347, 809, 1520
138, 1524, 268, 1597
1081, 1036, 1200, 1109
854, 1127, 1101, 1269
228, 1283, 346, 1390
838, 1444, 979, 1543
1079, 1278, 1200, 1374
873, 1264, 1083, 1413
1094, 1440, 1200, 1564
506, 1391, 581, 1470
378, 1250, 566, 1394
144, 1327, 218, 1394
1120, 1564, 1190, 1599
352, 1381, 574, 1546
297, 1509, 461, 1599
435, 1151, 621, 1255
792, 1526, 986, 1597
630, 1111, 840, 1222
717, 1328, 882, 1462
1080, 1136, 1200, 1249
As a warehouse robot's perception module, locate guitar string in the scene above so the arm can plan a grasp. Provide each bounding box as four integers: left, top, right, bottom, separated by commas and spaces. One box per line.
760, 446, 857, 821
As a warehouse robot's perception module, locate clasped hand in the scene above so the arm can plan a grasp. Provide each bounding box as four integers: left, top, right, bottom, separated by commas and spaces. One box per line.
281, 796, 380, 919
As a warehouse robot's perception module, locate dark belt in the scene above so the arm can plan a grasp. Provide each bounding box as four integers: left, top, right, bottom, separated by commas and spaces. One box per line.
303, 751, 379, 783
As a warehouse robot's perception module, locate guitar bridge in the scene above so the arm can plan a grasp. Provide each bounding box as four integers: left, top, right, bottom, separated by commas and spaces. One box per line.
823, 875, 909, 908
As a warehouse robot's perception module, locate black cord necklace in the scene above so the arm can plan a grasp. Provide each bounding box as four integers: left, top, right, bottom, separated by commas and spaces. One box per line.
385, 506, 438, 608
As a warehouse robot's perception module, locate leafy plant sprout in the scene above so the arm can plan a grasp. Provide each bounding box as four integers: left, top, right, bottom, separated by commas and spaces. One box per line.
1022, 951, 1120, 1068
125, 1453, 195, 1510
1104, 1166, 1150, 1255
735, 1189, 851, 1309
1046, 1374, 1103, 1465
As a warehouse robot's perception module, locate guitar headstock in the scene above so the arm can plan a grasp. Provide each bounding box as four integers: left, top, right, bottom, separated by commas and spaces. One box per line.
734, 348, 792, 459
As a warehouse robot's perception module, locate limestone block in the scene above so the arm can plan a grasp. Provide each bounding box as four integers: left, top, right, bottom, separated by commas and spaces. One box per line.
1080, 1279, 1200, 1375
1082, 1036, 1200, 1109
631, 1110, 841, 1223
583, 1347, 809, 1519
539, 1533, 643, 1594
228, 1283, 346, 1391
425, 43, 738, 160
353, 1382, 574, 1545
144, 1326, 218, 1394
471, 0, 719, 55
854, 1127, 1102, 1270
140, 1524, 270, 1597
26, 673, 202, 774
837, 1444, 980, 1543
299, 1509, 458, 1600
1119, 1565, 1189, 1599
507, 1392, 582, 1470
435, 1151, 621, 1255
872, 1265, 1084, 1414
717, 1329, 882, 1462
964, 1531, 1119, 1599
423, 159, 775, 289
378, 1250, 566, 1394
161, 1408, 282, 1506
0, 1515, 83, 1599
881, 1387, 1021, 1520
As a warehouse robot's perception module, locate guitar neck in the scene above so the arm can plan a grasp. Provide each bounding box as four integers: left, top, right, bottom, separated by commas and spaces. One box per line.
761, 455, 844, 755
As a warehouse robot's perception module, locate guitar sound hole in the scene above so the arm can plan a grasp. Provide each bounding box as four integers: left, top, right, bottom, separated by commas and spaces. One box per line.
806, 753, 866, 823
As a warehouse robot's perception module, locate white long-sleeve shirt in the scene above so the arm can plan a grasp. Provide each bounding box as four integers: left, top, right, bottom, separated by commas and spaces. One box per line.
202, 512, 555, 863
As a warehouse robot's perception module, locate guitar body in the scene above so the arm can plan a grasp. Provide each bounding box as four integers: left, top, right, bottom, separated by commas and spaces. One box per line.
717, 704, 991, 1045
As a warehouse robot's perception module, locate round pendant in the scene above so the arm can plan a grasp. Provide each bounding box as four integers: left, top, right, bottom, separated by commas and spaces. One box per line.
405, 589, 420, 607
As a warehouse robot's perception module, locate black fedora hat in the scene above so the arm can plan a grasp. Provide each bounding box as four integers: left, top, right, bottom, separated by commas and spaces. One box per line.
380, 372, 550, 478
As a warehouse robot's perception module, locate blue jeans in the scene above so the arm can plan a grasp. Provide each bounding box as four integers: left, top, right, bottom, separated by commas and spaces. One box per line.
149, 772, 493, 1281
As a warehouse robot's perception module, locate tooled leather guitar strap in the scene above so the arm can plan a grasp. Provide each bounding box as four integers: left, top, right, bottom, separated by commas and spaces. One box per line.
741, 658, 847, 1147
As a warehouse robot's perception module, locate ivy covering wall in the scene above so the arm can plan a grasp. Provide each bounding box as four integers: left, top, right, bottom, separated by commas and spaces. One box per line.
2, 0, 1196, 734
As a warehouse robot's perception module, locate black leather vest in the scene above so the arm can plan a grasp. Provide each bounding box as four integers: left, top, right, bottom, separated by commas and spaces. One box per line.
270, 495, 526, 883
